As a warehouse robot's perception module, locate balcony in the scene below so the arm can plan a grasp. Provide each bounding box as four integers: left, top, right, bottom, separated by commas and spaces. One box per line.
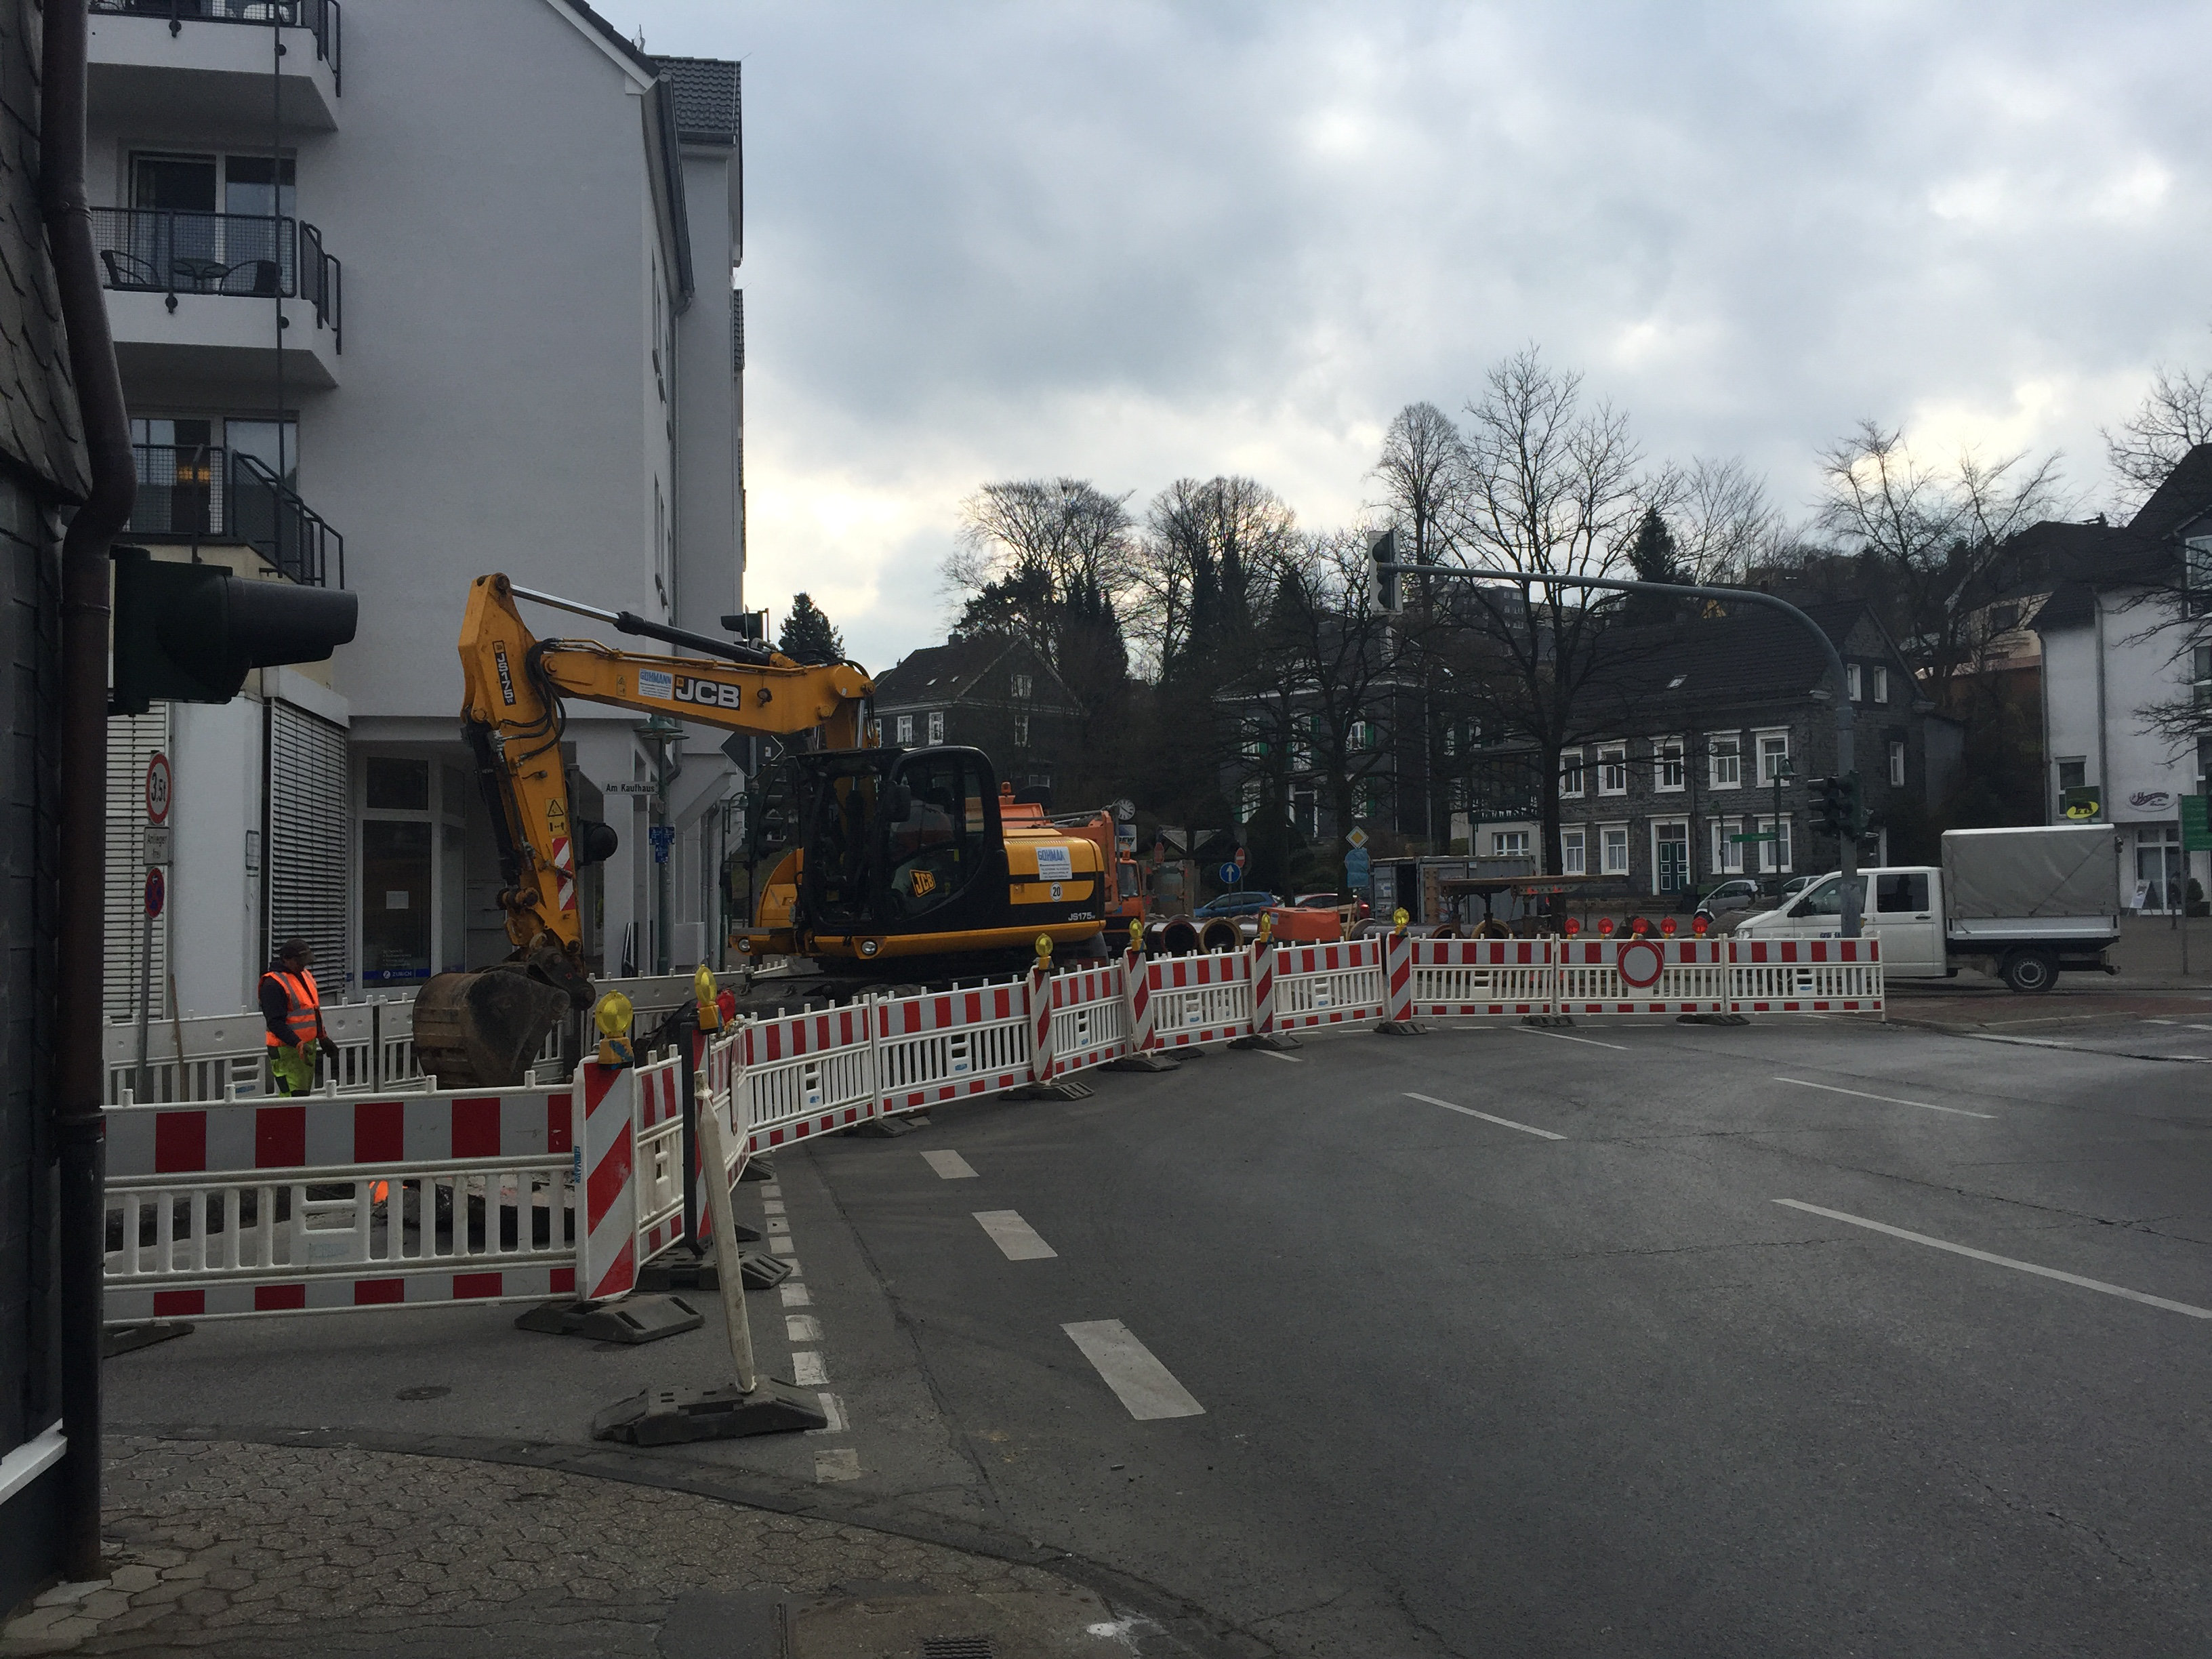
94, 208, 341, 390
128, 442, 344, 588
89, 0, 340, 133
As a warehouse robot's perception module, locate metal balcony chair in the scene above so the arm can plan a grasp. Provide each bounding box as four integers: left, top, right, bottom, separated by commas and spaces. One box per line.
217, 259, 282, 297
99, 248, 160, 291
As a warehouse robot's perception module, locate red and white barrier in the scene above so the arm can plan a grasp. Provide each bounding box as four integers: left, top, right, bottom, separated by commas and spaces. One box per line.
1048, 962, 1132, 1073
1145, 951, 1256, 1050
1728, 937, 1884, 1013
1383, 930, 1415, 1024
575, 1061, 640, 1302
742, 1001, 883, 1151
630, 1051, 687, 1267
1555, 937, 1729, 1015
1029, 958, 1057, 1082
105, 1078, 579, 1320
1411, 937, 1553, 1016
1267, 939, 1387, 1031
874, 982, 1032, 1119
695, 1027, 749, 1246
1124, 946, 1156, 1054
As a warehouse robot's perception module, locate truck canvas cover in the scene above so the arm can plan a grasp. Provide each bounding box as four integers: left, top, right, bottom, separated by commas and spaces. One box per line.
1942, 825, 2121, 920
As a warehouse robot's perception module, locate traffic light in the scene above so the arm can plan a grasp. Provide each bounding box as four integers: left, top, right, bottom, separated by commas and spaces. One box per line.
1811, 775, 1846, 837
1841, 771, 1864, 838
110, 546, 359, 716
1368, 527, 1401, 615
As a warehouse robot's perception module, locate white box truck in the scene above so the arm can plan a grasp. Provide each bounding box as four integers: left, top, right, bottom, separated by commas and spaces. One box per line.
1732, 824, 2123, 993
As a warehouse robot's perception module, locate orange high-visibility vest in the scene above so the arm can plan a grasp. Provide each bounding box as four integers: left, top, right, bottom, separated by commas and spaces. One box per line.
262, 968, 321, 1048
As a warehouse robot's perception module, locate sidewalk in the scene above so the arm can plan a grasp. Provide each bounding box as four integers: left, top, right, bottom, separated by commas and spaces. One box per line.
2, 1435, 1164, 1659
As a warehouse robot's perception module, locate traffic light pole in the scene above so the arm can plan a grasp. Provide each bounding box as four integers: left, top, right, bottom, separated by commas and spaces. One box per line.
1370, 546, 1861, 939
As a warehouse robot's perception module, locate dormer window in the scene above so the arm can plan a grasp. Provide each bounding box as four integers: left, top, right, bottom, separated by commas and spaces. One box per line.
1010, 672, 1032, 699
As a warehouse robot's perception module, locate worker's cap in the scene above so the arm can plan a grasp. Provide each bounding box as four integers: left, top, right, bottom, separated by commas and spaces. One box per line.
279, 937, 312, 962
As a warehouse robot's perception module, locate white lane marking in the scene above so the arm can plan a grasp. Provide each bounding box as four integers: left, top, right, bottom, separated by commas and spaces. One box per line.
763, 1216, 791, 1235
1774, 1076, 1996, 1120
1255, 1048, 1303, 1063
779, 1283, 813, 1307
1062, 1320, 1206, 1420
759, 1185, 781, 1198
2144, 1018, 2177, 1025
921, 1149, 979, 1179
761, 1199, 786, 1215
814, 1447, 861, 1481
768, 1236, 796, 1257
1961, 1033, 2078, 1050
1449, 1025, 1506, 1032
1404, 1091, 1565, 1141
806, 1392, 848, 1435
785, 1314, 823, 1343
791, 1349, 830, 1385
1774, 1200, 2212, 1319
1509, 1025, 1629, 1051
974, 1210, 1058, 1261
2187, 1024, 2212, 1033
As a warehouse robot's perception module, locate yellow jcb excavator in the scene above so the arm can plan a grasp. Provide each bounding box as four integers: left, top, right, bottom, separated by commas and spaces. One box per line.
411, 574, 1117, 1085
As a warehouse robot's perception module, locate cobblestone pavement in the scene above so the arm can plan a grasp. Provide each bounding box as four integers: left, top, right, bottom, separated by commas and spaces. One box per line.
1, 1436, 1095, 1658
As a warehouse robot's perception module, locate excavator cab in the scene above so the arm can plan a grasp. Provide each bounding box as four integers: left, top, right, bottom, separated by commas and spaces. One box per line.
781, 745, 1008, 938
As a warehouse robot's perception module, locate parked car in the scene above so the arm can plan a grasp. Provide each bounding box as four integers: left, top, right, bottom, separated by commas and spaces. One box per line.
1777, 873, 1816, 903
1193, 890, 1279, 918
1693, 878, 1767, 922
1293, 890, 1372, 920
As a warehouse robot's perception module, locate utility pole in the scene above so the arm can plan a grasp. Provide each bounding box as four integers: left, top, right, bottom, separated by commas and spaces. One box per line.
1370, 546, 1863, 939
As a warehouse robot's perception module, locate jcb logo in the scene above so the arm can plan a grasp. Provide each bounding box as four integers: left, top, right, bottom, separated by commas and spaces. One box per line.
674, 676, 745, 710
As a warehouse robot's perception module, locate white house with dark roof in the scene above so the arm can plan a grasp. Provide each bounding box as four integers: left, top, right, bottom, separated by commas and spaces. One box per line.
2029, 447, 2212, 912
88, 0, 752, 1010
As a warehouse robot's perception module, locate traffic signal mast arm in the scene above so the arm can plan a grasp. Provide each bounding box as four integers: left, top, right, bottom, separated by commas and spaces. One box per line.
457, 573, 875, 962
1368, 536, 1864, 938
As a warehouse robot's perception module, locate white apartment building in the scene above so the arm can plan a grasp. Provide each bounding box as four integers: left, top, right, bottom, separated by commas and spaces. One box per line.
2031, 448, 2212, 914
91, 0, 749, 1017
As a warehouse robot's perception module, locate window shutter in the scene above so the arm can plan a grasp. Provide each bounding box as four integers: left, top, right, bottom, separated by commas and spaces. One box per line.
266, 700, 350, 996
105, 708, 171, 1021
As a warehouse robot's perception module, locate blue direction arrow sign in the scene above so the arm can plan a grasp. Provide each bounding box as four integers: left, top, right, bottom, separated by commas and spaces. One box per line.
1218, 862, 1242, 886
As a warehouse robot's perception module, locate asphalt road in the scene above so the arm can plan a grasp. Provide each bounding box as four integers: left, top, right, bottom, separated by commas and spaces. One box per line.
110, 1009, 2212, 1658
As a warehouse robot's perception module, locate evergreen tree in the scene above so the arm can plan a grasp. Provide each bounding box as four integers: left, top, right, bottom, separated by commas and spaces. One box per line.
1624, 507, 1689, 623
778, 592, 845, 665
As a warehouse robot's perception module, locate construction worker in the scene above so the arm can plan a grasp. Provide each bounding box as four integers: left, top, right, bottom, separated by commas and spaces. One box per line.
260, 938, 330, 1096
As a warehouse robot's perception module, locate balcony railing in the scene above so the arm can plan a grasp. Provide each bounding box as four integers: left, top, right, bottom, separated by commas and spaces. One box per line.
90, 0, 341, 93
128, 443, 344, 589
91, 207, 342, 350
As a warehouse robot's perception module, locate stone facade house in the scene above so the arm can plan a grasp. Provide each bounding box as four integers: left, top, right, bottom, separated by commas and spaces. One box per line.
869, 636, 1085, 801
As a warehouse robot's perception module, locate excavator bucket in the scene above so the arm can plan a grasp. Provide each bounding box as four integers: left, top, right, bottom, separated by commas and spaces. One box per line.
411, 964, 577, 1089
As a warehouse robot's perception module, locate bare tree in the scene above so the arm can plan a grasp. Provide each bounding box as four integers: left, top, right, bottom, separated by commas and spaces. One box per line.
1371, 401, 1468, 570
1433, 348, 1656, 874
1125, 475, 1296, 679
2105, 359, 2212, 517
1814, 420, 2064, 694
1666, 455, 1784, 584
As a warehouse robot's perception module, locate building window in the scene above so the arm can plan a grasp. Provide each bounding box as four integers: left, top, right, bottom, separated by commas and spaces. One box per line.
1653, 820, 1689, 893
1889, 740, 1906, 787
1708, 735, 1740, 790
1561, 827, 1586, 876
1351, 718, 1375, 750
867, 718, 882, 745
928, 711, 945, 744
1755, 815, 1792, 874
1491, 830, 1530, 858
1601, 824, 1630, 876
895, 714, 914, 745
2195, 646, 2212, 708
1874, 665, 1889, 703
1598, 744, 1628, 796
1011, 672, 1032, 698
2188, 536, 2212, 592
1757, 731, 1790, 783
1013, 714, 1029, 747
1656, 737, 1685, 792
1559, 750, 1585, 798
1847, 663, 1862, 701
1241, 779, 1261, 821
1711, 816, 1744, 874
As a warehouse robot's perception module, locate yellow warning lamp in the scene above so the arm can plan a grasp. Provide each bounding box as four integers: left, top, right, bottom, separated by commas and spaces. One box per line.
1392, 907, 1410, 929
693, 962, 722, 1033
1034, 933, 1054, 964
592, 989, 636, 1068
1258, 909, 1275, 942
1128, 916, 1144, 950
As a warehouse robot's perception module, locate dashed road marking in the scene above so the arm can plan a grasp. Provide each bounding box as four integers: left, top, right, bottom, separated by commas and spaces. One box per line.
1254, 1048, 1303, 1063
814, 1447, 861, 1481
785, 1314, 823, 1343
764, 1216, 790, 1235
1774, 1199, 2212, 1319
1405, 1091, 1565, 1141
779, 1283, 812, 1307
1063, 1320, 1206, 1420
792, 1350, 829, 1386
974, 1210, 1058, 1261
807, 1392, 848, 1435
762, 1198, 785, 1215
1774, 1076, 1996, 1119
1509, 1025, 1629, 1051
922, 1149, 979, 1179
759, 1185, 781, 1198
769, 1235, 797, 1256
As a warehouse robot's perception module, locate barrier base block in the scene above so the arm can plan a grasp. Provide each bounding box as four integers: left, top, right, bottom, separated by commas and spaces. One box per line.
1375, 1020, 1427, 1037
1011, 1078, 1093, 1101
103, 1321, 193, 1358
741, 1158, 777, 1183
1105, 1050, 1179, 1072
1521, 1014, 1576, 1028
1229, 1031, 1302, 1052
514, 1294, 703, 1345
850, 1115, 918, 1139
1677, 1012, 1750, 1027
741, 1250, 794, 1290
592, 1380, 829, 1445
638, 1247, 794, 1293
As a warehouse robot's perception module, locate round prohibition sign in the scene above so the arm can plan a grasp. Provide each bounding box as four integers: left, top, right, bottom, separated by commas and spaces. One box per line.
144, 751, 172, 824
1617, 937, 1665, 989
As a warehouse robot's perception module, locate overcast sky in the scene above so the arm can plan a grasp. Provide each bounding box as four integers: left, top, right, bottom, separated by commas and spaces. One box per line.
615, 1, 2212, 672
